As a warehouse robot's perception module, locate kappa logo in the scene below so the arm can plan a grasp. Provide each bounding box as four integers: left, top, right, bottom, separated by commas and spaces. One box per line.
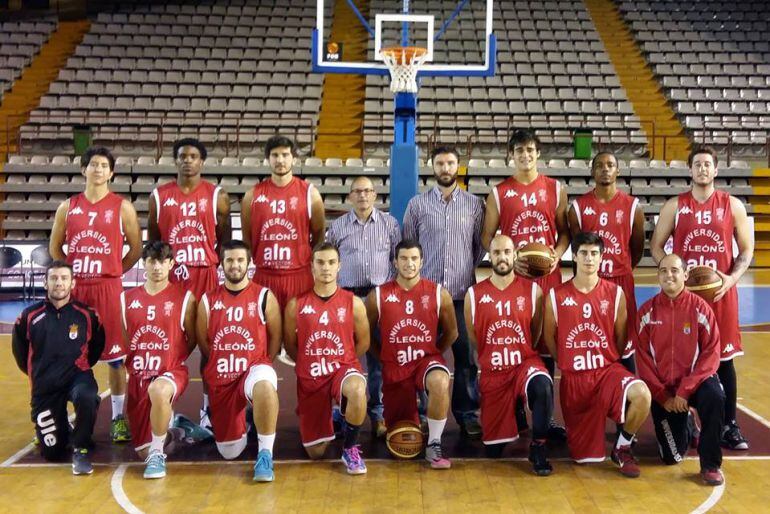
69, 206, 84, 215
583, 206, 596, 216
678, 206, 693, 215
300, 304, 316, 315
255, 194, 269, 203
723, 343, 735, 354
621, 376, 634, 388
212, 300, 226, 311
561, 296, 578, 307
504, 189, 518, 198
479, 294, 494, 304
385, 294, 400, 303
128, 300, 143, 309
163, 198, 178, 207
526, 366, 539, 377
109, 345, 121, 355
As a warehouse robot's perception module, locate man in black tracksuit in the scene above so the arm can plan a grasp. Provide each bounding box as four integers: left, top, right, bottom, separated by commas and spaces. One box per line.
12, 260, 104, 474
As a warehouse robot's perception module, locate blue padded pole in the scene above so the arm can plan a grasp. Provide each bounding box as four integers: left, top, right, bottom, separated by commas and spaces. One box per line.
389, 92, 419, 224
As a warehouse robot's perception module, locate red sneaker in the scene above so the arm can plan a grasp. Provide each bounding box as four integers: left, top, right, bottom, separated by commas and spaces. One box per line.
701, 468, 724, 486
611, 444, 641, 478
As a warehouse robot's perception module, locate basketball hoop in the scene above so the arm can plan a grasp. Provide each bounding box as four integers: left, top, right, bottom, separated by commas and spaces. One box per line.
380, 46, 429, 94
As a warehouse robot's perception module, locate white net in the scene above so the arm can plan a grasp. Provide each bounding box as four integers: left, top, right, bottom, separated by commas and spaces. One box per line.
381, 47, 429, 94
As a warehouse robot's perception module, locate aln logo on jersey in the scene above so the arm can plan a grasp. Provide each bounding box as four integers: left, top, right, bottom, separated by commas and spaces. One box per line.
385, 294, 400, 303
69, 206, 84, 215
561, 297, 578, 307
479, 294, 494, 304
163, 198, 178, 207
212, 300, 226, 311
583, 206, 596, 216
504, 189, 518, 198
128, 300, 143, 309
300, 305, 316, 315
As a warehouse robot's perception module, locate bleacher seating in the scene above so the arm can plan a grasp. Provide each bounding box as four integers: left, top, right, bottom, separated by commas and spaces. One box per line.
0, 18, 57, 101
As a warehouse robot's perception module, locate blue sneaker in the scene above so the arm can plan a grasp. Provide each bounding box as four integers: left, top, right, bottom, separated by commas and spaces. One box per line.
341, 445, 367, 475
173, 414, 214, 443
143, 451, 167, 479
253, 449, 275, 482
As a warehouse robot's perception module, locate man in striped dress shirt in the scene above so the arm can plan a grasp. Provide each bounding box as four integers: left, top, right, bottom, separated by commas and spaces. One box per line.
402, 146, 486, 438
327, 176, 401, 437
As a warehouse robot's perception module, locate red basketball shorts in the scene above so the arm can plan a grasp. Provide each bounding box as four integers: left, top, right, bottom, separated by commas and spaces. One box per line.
381, 355, 449, 428
126, 366, 189, 452
605, 273, 637, 358
711, 286, 742, 361
253, 267, 314, 311
479, 357, 551, 445
71, 277, 125, 362
296, 364, 365, 447
560, 362, 643, 462
170, 264, 219, 300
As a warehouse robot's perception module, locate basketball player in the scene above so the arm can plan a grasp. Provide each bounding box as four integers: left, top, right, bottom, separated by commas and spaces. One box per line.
365, 240, 456, 469
241, 135, 325, 310
196, 240, 281, 482
50, 146, 142, 443
543, 232, 651, 477
465, 235, 554, 476
147, 137, 231, 431
650, 145, 753, 450
636, 254, 725, 486
284, 243, 370, 474
568, 151, 644, 368
121, 241, 197, 479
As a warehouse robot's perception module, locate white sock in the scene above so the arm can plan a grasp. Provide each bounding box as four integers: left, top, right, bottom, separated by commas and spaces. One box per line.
150, 433, 166, 455
202, 394, 210, 412
616, 430, 634, 449
111, 394, 125, 420
258, 433, 276, 455
427, 417, 447, 445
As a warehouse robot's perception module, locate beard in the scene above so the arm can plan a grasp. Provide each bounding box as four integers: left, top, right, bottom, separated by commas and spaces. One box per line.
225, 269, 248, 284
436, 173, 456, 187
492, 262, 513, 276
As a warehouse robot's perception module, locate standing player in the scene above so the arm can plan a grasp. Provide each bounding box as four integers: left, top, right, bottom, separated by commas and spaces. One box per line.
543, 232, 651, 477
121, 242, 197, 479
147, 138, 231, 430
465, 235, 554, 475
481, 129, 570, 376
365, 240, 456, 469
50, 146, 142, 443
636, 254, 725, 486
284, 243, 370, 474
241, 135, 325, 310
650, 145, 754, 450
568, 151, 645, 367
196, 240, 282, 482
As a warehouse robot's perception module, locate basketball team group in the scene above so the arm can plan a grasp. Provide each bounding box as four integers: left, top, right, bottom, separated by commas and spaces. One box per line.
11, 130, 751, 487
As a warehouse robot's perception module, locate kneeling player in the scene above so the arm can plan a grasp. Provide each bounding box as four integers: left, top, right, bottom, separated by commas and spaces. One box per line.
121, 241, 197, 479
197, 240, 282, 482
544, 232, 651, 478
284, 242, 370, 474
465, 235, 554, 475
366, 240, 455, 469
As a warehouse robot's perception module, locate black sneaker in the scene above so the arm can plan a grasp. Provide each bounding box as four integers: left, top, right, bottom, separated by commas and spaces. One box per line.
528, 442, 552, 476
547, 419, 567, 443
460, 418, 482, 439
72, 447, 93, 475
721, 422, 749, 450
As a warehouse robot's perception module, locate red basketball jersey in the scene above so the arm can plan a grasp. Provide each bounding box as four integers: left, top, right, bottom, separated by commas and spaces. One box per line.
152, 181, 221, 268
121, 283, 191, 380
493, 174, 561, 248
376, 278, 441, 381
572, 190, 639, 278
549, 279, 622, 374
469, 277, 540, 374
294, 288, 359, 386
673, 190, 735, 273
65, 192, 125, 280
201, 282, 271, 387
249, 177, 313, 272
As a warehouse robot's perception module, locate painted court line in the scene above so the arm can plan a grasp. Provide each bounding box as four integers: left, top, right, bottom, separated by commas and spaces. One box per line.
0, 388, 112, 468
736, 403, 770, 430
111, 463, 144, 514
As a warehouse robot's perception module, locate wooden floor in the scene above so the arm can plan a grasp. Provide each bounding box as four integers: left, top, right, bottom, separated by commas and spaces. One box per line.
2, 269, 770, 513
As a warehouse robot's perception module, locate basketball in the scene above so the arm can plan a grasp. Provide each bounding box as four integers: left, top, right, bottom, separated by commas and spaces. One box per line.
385, 420, 424, 459
685, 266, 723, 302
518, 242, 555, 277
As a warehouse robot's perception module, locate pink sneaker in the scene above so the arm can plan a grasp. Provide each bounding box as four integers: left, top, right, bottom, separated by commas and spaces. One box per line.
425, 442, 451, 469
611, 444, 641, 478
701, 468, 724, 486
341, 445, 367, 475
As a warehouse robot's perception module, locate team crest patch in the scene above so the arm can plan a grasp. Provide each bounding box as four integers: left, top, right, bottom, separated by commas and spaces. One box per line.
599, 299, 610, 316
516, 296, 526, 312
290, 197, 299, 211
198, 197, 208, 213
337, 307, 346, 322
615, 209, 624, 225
421, 295, 430, 310
538, 189, 547, 202
683, 323, 691, 335
716, 208, 724, 222
164, 301, 174, 317
104, 209, 114, 224
69, 324, 79, 340
248, 301, 258, 318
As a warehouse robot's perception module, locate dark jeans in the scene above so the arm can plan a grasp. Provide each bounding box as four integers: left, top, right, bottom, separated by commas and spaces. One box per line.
651, 375, 724, 471
366, 349, 384, 422
451, 300, 479, 424
32, 371, 99, 461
